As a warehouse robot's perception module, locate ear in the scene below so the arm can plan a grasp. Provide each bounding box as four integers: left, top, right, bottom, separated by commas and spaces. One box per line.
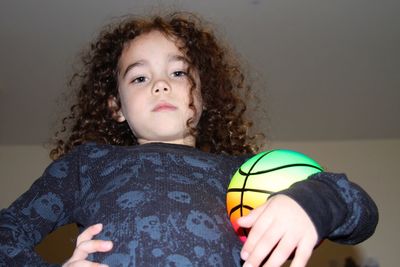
107, 96, 126, 122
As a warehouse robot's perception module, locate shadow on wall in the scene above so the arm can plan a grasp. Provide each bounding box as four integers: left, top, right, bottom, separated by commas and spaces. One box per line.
35, 224, 372, 266
35, 223, 78, 264
308, 241, 363, 267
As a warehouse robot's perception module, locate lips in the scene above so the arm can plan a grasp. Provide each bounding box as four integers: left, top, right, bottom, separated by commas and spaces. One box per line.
152, 102, 177, 112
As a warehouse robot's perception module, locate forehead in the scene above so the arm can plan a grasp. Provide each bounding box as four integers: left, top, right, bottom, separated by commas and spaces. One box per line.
120, 31, 184, 62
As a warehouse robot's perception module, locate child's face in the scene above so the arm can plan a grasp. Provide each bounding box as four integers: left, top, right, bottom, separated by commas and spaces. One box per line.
114, 30, 203, 146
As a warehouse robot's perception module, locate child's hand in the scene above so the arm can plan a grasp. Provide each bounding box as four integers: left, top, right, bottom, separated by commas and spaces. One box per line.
62, 223, 113, 267
237, 195, 318, 267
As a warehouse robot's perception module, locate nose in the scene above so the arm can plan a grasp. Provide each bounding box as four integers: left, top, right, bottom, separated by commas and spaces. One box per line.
152, 79, 171, 95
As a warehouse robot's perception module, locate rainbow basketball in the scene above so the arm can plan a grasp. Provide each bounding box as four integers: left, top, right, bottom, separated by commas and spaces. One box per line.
226, 149, 324, 242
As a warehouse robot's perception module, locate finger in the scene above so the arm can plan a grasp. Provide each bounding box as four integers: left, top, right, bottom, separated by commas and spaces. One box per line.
76, 223, 103, 246
237, 203, 267, 228
65, 259, 109, 267
289, 239, 314, 267
242, 222, 282, 266
262, 234, 298, 267
69, 240, 113, 262
241, 208, 273, 260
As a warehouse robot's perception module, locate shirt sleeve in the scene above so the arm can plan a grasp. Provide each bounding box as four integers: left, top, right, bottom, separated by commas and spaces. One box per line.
0, 146, 82, 266
274, 172, 379, 244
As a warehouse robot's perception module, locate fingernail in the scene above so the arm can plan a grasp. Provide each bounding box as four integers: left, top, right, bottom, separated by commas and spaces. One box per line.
99, 264, 109, 267
243, 262, 252, 267
241, 250, 249, 260
103, 241, 113, 249
237, 217, 246, 226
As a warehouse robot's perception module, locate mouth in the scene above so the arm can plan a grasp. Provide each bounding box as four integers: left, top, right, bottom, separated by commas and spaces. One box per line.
152, 102, 177, 112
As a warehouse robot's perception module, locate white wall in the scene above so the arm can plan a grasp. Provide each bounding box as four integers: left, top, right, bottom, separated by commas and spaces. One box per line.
1, 139, 398, 266
0, 145, 51, 208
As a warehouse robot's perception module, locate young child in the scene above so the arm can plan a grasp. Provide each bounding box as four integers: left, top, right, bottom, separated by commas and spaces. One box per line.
0, 12, 378, 267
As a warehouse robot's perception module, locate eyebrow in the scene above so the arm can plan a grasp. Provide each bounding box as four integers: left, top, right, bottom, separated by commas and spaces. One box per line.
121, 55, 189, 79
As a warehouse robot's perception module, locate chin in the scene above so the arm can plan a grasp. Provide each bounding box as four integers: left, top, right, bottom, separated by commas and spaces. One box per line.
154, 123, 187, 135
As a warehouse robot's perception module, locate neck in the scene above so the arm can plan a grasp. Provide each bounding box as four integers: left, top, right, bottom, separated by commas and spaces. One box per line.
137, 136, 196, 147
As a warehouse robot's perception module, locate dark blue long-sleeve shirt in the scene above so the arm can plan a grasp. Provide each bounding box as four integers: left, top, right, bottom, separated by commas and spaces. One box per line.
0, 142, 378, 266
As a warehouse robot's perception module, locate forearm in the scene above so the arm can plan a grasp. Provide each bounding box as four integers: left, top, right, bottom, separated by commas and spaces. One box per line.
0, 209, 58, 266
275, 172, 378, 244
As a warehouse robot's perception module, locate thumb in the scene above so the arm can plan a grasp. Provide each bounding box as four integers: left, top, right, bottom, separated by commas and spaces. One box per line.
237, 203, 266, 228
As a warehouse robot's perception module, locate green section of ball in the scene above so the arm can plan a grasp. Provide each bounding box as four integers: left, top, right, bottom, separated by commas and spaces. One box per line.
240, 150, 323, 174
228, 171, 247, 189
227, 149, 324, 191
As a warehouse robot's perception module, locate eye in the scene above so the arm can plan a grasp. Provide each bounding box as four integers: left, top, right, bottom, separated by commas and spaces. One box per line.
172, 71, 187, 77
131, 76, 147, 84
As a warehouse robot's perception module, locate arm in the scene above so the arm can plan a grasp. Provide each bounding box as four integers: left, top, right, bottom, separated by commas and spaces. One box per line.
277, 172, 378, 244
0, 147, 81, 266
238, 172, 378, 267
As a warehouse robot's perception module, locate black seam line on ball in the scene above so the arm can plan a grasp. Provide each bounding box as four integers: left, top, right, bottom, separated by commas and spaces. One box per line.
239, 151, 272, 217
227, 188, 274, 194
239, 163, 323, 176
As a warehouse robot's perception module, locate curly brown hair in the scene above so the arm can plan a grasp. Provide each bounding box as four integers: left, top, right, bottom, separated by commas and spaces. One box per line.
50, 12, 263, 160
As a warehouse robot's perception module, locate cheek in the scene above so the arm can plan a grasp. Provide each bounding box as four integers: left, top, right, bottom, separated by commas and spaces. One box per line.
195, 91, 203, 110
189, 91, 203, 125
119, 93, 145, 122
193, 104, 203, 125
193, 88, 203, 112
